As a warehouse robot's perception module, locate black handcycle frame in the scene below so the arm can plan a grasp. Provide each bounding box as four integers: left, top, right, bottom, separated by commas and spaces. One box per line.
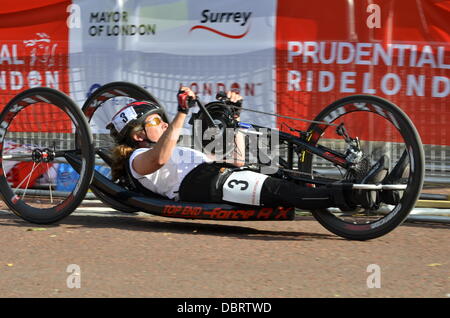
0, 83, 425, 240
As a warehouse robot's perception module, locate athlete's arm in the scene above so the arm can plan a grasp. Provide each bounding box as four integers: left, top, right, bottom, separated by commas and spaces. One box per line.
132, 87, 195, 175
226, 91, 246, 167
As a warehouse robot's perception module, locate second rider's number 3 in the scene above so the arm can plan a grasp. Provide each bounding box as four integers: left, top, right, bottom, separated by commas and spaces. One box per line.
227, 179, 249, 191
120, 112, 128, 123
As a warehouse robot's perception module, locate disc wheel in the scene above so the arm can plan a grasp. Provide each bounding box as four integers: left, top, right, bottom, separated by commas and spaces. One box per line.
192, 102, 237, 160
299, 95, 424, 240
0, 87, 95, 224
81, 81, 162, 213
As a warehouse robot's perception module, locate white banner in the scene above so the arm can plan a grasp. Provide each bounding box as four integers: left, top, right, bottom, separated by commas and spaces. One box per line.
70, 0, 276, 133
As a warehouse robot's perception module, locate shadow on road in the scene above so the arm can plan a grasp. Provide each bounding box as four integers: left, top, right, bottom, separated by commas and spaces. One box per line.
0, 210, 340, 242
402, 220, 450, 230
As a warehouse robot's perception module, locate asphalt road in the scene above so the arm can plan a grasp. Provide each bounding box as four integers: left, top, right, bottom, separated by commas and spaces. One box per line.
0, 205, 449, 298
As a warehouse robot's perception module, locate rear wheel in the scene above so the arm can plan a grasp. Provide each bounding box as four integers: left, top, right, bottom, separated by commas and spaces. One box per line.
299, 95, 424, 240
82, 81, 162, 213
0, 87, 95, 224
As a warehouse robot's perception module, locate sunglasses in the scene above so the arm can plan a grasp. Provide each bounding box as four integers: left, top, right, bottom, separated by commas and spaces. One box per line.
144, 117, 163, 127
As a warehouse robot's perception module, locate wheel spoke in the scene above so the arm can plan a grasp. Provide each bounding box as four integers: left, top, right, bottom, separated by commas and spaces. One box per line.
46, 162, 54, 204
20, 161, 38, 200
12, 161, 39, 194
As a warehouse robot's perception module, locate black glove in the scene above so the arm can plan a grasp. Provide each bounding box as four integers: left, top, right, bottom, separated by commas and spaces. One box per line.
230, 98, 243, 115
216, 91, 243, 116
177, 90, 196, 114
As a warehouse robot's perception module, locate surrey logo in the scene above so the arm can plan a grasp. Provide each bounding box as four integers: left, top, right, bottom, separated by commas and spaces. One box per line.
190, 9, 252, 39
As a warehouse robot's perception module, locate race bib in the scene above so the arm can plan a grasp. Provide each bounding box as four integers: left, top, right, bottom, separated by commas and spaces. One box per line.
111, 106, 138, 133
222, 170, 268, 206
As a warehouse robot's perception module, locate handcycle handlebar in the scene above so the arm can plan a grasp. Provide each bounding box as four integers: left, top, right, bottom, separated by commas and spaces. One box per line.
194, 98, 219, 129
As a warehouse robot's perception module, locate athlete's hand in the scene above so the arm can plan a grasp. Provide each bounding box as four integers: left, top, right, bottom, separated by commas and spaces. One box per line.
226, 90, 243, 118
216, 90, 243, 118
177, 87, 197, 114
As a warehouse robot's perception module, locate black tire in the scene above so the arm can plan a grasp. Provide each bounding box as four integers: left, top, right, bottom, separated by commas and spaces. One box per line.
0, 87, 95, 224
82, 82, 161, 212
299, 95, 424, 240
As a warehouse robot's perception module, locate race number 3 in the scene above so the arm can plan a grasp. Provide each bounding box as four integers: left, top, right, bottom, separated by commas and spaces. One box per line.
111, 106, 138, 133
120, 112, 128, 123
222, 170, 268, 206
227, 179, 249, 191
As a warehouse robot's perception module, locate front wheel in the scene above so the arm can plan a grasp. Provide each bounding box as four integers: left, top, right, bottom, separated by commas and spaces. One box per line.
299, 95, 425, 240
0, 87, 95, 224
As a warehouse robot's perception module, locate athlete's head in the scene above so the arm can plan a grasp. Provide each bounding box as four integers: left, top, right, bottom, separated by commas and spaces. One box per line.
106, 100, 169, 147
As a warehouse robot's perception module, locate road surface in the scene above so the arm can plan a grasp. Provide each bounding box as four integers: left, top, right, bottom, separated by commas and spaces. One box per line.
0, 203, 449, 298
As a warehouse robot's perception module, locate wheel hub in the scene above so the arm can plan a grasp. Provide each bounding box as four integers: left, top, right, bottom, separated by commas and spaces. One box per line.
31, 148, 55, 163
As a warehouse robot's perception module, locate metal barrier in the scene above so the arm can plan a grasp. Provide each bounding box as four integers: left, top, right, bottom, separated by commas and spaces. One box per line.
3, 132, 450, 186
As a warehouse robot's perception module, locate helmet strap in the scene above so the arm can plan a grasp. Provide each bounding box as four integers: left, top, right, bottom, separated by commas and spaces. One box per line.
128, 126, 158, 148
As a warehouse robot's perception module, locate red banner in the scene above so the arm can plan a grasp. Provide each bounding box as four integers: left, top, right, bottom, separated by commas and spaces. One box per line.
0, 0, 70, 104
0, 0, 70, 131
276, 0, 450, 146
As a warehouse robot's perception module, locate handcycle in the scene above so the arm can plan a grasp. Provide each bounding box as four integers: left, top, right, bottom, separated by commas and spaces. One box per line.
0, 82, 425, 240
